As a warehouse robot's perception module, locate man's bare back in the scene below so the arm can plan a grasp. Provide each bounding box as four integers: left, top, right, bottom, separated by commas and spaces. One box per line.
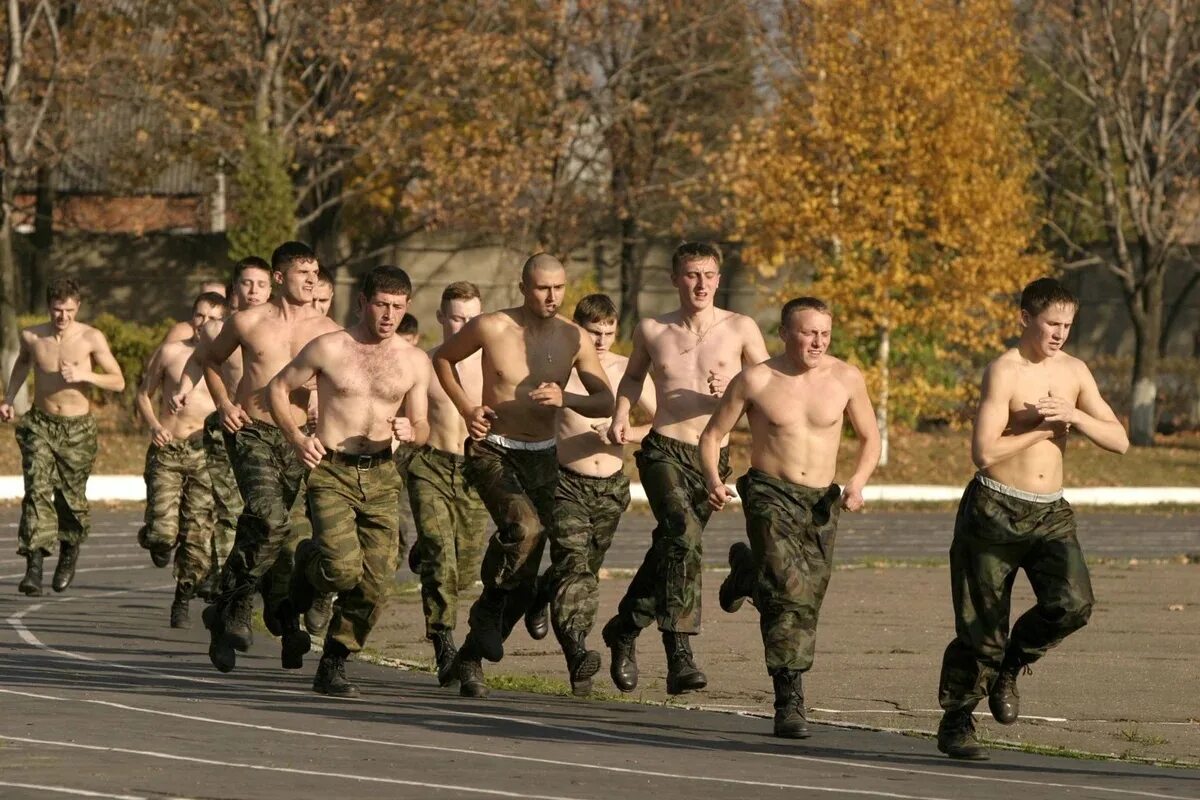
7, 322, 124, 418
426, 346, 481, 453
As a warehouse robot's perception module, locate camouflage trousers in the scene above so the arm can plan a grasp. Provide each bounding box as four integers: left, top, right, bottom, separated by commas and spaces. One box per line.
938, 476, 1094, 712
302, 453, 402, 652
616, 431, 729, 634
462, 437, 558, 651
15, 408, 99, 556
394, 442, 418, 554
546, 467, 630, 639
203, 412, 240, 579
215, 420, 311, 614
407, 446, 489, 636
137, 437, 216, 589
735, 469, 841, 674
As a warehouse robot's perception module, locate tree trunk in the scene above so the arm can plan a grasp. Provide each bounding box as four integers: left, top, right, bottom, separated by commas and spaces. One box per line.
876, 325, 890, 467
26, 164, 55, 313
0, 213, 29, 412
1128, 276, 1163, 447
617, 215, 639, 339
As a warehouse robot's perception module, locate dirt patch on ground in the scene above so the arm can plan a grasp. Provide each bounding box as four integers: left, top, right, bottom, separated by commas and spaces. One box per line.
367, 561, 1200, 765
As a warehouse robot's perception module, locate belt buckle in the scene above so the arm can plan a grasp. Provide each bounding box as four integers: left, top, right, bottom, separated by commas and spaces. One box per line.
355, 453, 373, 471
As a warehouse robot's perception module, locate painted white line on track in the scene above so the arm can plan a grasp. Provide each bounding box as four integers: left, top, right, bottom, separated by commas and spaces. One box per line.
0, 564, 151, 581
0, 554, 149, 568
0, 782, 163, 800
0, 735, 588, 800
7, 586, 1197, 800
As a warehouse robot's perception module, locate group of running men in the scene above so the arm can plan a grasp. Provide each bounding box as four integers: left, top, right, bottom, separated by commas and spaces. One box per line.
1, 240, 1129, 759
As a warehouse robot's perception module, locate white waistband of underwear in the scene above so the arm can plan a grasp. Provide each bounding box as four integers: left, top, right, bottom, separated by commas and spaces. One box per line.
975, 473, 1063, 504
484, 433, 556, 451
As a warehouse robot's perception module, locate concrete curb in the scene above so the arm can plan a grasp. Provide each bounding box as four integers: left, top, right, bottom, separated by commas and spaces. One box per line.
2, 474, 1199, 506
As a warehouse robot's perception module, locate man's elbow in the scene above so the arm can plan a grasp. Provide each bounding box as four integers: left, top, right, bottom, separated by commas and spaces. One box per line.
971, 445, 992, 470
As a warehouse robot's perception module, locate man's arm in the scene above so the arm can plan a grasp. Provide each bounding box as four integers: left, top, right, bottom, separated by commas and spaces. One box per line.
706, 317, 769, 398
700, 371, 751, 510
135, 347, 172, 446
532, 330, 614, 417
625, 374, 658, 444
393, 351, 432, 447
267, 339, 326, 469
0, 332, 33, 421
63, 330, 125, 392
606, 321, 652, 444
972, 362, 1060, 469
840, 366, 882, 511
432, 316, 493, 439
1037, 361, 1129, 454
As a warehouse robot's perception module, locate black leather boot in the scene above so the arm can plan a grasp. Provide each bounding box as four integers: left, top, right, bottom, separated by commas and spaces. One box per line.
456, 652, 490, 699
772, 670, 809, 738
52, 541, 80, 592
663, 631, 707, 695
601, 615, 639, 693
170, 582, 193, 629
278, 599, 311, 670
313, 641, 359, 698
989, 656, 1028, 725
19, 551, 44, 596
937, 708, 989, 760
431, 629, 459, 687
561, 630, 601, 696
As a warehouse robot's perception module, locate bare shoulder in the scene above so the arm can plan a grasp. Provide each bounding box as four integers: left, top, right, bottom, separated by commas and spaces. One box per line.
981, 350, 1021, 390
740, 359, 776, 393
726, 310, 762, 337
828, 356, 866, 387
19, 323, 49, 341
231, 302, 272, 335
159, 340, 192, 362
478, 309, 516, 334
306, 314, 342, 336
80, 323, 113, 349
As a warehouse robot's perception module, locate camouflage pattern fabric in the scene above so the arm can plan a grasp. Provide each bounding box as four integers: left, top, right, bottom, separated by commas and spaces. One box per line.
394, 442, 419, 553
615, 431, 729, 634
462, 438, 558, 644
546, 466, 630, 639
407, 446, 489, 636
734, 469, 841, 674
203, 411, 240, 577
214, 420, 307, 612
302, 456, 403, 652
136, 437, 216, 589
15, 408, 99, 556
938, 477, 1094, 712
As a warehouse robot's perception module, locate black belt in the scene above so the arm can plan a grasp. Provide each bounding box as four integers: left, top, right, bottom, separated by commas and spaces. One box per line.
323, 448, 393, 469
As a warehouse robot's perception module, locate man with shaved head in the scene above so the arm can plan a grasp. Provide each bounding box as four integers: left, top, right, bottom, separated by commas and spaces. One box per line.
432, 253, 614, 697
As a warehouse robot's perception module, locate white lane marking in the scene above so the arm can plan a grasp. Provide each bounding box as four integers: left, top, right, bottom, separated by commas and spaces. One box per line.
7, 587, 1197, 800
0, 554, 149, 569
0, 783, 158, 800
806, 707, 1071, 723
1, 564, 151, 581
0, 735, 591, 800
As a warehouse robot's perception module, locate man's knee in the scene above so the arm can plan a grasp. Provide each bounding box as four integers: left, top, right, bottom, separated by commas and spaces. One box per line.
1057, 596, 1093, 632
319, 553, 364, 591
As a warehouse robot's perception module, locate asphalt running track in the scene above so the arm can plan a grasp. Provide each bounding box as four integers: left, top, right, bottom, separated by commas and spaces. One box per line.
1, 520, 1198, 799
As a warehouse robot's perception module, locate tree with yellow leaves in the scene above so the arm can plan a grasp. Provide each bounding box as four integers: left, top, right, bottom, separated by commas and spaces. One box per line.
726, 0, 1046, 463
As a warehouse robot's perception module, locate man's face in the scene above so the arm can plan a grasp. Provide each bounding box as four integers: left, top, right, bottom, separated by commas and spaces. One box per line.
437, 297, 482, 338
312, 282, 334, 316
671, 257, 720, 313
360, 291, 409, 340
236, 268, 271, 308
520, 267, 566, 319
276, 258, 319, 305
190, 301, 225, 333
782, 308, 832, 369
581, 319, 617, 355
1022, 303, 1076, 357
48, 298, 80, 331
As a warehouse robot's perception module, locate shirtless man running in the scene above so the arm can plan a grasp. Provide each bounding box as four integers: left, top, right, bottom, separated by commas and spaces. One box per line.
158, 280, 229, 346
701, 296, 880, 738
538, 294, 657, 695
2, 277, 126, 595
407, 282, 491, 684
176, 241, 341, 673
433, 253, 613, 698
274, 265, 431, 695
136, 291, 225, 627
935, 278, 1128, 759
602, 241, 768, 695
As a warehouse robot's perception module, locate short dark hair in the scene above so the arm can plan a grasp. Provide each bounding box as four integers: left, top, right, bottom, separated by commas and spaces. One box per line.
520, 252, 565, 285
232, 255, 270, 282
440, 281, 481, 310
781, 296, 831, 329
573, 294, 618, 326
1020, 277, 1077, 316
671, 241, 722, 275
193, 291, 226, 313
398, 313, 419, 336
361, 265, 413, 300
271, 241, 317, 272
316, 267, 335, 288
46, 277, 81, 306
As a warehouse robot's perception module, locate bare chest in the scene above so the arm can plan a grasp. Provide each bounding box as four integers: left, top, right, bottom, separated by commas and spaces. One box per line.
244, 323, 314, 372
325, 349, 413, 405
30, 336, 90, 374
1007, 365, 1079, 420
754, 375, 847, 430
650, 329, 741, 388
487, 330, 574, 389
